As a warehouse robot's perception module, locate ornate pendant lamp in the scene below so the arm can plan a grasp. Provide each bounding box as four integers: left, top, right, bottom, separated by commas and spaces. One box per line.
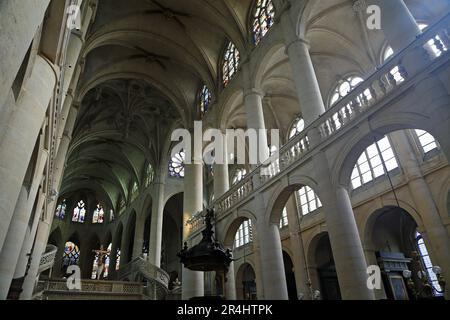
178, 208, 233, 275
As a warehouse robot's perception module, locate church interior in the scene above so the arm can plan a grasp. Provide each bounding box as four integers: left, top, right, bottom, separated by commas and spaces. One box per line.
0, 0, 449, 301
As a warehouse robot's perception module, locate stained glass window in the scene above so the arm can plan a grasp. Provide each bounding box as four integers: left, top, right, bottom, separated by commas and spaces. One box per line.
92, 204, 104, 224
169, 150, 185, 178
415, 130, 438, 154
279, 207, 288, 228
351, 136, 399, 189
222, 42, 240, 87
296, 186, 322, 216
55, 199, 67, 220
415, 231, 443, 296
200, 85, 212, 114
62, 241, 80, 268
232, 168, 247, 185
131, 181, 139, 202
289, 117, 305, 139
252, 0, 275, 45
235, 219, 253, 248
118, 196, 125, 214
72, 200, 86, 223
110, 209, 115, 222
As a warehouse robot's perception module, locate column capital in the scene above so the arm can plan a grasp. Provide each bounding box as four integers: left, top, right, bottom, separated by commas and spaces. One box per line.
243, 87, 264, 99
285, 37, 310, 55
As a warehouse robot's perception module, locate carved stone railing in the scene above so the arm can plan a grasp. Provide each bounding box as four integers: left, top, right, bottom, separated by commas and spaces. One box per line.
36, 279, 147, 300
38, 244, 58, 273
187, 14, 450, 234
117, 256, 170, 300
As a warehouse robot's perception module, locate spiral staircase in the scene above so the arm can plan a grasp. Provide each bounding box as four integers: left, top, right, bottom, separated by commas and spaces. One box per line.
34, 252, 171, 300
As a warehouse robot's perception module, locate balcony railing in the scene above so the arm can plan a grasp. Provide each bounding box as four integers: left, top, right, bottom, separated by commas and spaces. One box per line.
38, 244, 58, 273
188, 14, 450, 234
36, 279, 146, 300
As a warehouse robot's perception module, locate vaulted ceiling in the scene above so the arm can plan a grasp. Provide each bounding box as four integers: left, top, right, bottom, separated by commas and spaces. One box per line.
61, 0, 255, 209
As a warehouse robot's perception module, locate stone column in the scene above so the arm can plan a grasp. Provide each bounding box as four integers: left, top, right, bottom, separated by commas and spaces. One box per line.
244, 89, 269, 163
132, 213, 146, 260
182, 162, 204, 299
120, 225, 132, 265
52, 104, 79, 190
149, 178, 165, 267
0, 55, 57, 251
13, 190, 47, 283
370, 0, 425, 74
211, 138, 235, 299
242, 62, 269, 164
390, 131, 450, 298
315, 151, 374, 300
20, 216, 50, 300
256, 211, 289, 299
285, 195, 311, 299
0, 0, 51, 109
56, 66, 81, 153
276, 6, 325, 125
224, 253, 236, 300
0, 149, 48, 299
213, 135, 230, 199
0, 90, 16, 144
370, 0, 420, 53
61, 32, 83, 104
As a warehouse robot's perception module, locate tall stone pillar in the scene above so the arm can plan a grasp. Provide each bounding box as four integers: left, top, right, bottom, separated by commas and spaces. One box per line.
256, 209, 289, 299
56, 65, 81, 153
224, 251, 236, 300
370, 0, 426, 74
13, 191, 47, 282
18, 97, 79, 297
148, 177, 165, 267
389, 131, 450, 298
120, 224, 132, 265
276, 6, 325, 125
20, 217, 50, 300
132, 213, 146, 260
182, 162, 204, 299
52, 105, 80, 190
370, 0, 420, 53
0, 0, 51, 109
285, 195, 311, 299
242, 62, 269, 164
315, 151, 374, 300
0, 149, 48, 299
0, 55, 57, 251
61, 32, 84, 104
213, 135, 229, 199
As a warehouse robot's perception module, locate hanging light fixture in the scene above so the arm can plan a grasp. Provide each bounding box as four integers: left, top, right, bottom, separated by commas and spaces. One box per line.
178, 208, 233, 275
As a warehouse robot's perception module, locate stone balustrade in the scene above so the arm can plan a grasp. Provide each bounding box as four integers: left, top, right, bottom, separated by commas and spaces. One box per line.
38, 244, 58, 274
35, 279, 147, 300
